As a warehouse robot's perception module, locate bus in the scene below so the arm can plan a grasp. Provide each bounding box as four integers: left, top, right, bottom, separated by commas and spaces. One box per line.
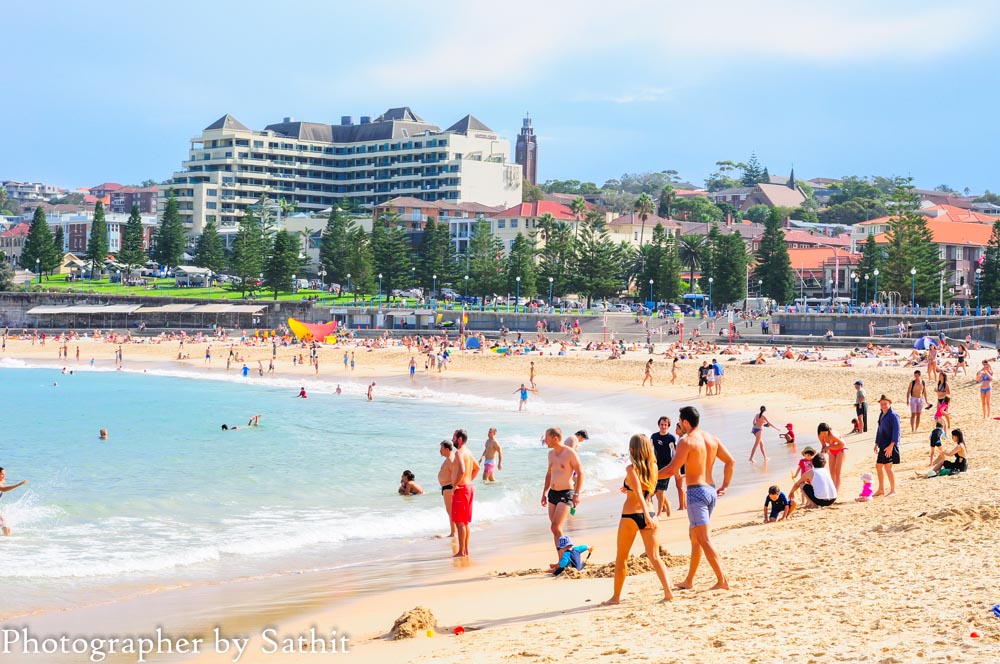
794, 297, 852, 309
683, 293, 707, 312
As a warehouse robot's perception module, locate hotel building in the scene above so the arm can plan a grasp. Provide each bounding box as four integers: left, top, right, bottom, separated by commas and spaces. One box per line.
162, 107, 522, 235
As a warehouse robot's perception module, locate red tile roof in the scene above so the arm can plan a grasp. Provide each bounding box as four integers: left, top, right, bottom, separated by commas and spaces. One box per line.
492, 201, 577, 220
873, 220, 994, 246
0, 223, 30, 237
608, 212, 680, 229
858, 204, 997, 228
786, 247, 860, 270
89, 182, 123, 192
781, 230, 852, 247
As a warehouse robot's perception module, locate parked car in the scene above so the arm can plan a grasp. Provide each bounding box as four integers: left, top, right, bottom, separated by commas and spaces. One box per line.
439, 288, 459, 301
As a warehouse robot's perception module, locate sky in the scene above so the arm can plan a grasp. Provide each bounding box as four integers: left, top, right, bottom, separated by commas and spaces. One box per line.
3, 0, 1000, 193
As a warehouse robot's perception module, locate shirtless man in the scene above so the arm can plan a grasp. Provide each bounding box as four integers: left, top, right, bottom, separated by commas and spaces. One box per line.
905, 370, 929, 433
437, 440, 457, 538
541, 427, 584, 562
367, 382, 375, 401
562, 429, 589, 450
0, 467, 29, 536
479, 428, 503, 482
658, 406, 734, 590
450, 429, 481, 557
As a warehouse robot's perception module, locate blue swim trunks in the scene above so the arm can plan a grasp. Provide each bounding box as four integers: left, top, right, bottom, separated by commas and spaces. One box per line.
686, 484, 717, 528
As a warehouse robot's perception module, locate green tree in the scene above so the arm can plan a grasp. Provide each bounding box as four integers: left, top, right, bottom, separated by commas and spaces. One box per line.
505, 233, 537, 299
570, 196, 587, 240
698, 224, 722, 295
535, 220, 574, 300
713, 233, 749, 306
754, 208, 795, 304
344, 226, 375, 295
229, 208, 268, 298
417, 218, 455, 292
20, 206, 60, 278
468, 219, 504, 300
740, 153, 767, 187
633, 192, 655, 246
153, 192, 186, 273
574, 217, 621, 306
673, 196, 724, 224
745, 205, 770, 225
979, 220, 1000, 307
370, 212, 413, 296
791, 207, 820, 224
857, 233, 884, 285
828, 176, 885, 205
638, 223, 682, 303
657, 185, 676, 218
193, 218, 226, 274
678, 234, 705, 293
86, 201, 109, 279
318, 206, 354, 284
264, 229, 305, 299
0, 252, 13, 290
819, 198, 887, 226
880, 176, 944, 305
522, 182, 545, 202
53, 225, 65, 257
118, 204, 148, 281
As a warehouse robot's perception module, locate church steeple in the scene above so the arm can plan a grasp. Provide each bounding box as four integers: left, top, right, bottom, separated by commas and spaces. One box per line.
787, 167, 796, 190
515, 112, 538, 186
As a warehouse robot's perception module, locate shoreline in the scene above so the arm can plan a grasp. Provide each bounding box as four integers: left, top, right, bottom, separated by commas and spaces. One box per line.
2, 336, 998, 662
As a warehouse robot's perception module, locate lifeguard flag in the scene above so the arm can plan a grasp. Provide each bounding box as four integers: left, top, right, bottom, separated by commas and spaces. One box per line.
463, 311, 469, 324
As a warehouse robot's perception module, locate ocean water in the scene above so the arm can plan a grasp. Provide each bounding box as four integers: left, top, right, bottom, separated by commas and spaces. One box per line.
0, 360, 804, 622
0, 362, 640, 618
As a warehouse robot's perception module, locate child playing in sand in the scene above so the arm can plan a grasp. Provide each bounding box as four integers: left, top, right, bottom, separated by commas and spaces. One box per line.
850, 418, 863, 434
934, 396, 951, 430
855, 473, 874, 502
791, 447, 816, 502
763, 485, 794, 522
551, 535, 593, 576
779, 423, 795, 444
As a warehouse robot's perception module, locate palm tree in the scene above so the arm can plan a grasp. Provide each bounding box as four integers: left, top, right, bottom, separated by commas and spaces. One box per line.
570, 196, 587, 241
658, 184, 676, 218
535, 212, 557, 245
678, 234, 706, 293
633, 193, 655, 246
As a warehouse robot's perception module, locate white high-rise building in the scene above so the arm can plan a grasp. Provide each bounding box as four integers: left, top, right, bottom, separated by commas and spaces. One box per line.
161, 107, 522, 235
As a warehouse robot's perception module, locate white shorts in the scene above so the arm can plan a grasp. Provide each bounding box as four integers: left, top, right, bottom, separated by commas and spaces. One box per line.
909, 396, 924, 413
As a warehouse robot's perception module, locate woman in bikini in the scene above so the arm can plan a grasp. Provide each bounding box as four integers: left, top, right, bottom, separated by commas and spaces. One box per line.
670, 357, 679, 384
935, 371, 951, 407
749, 406, 774, 462
976, 360, 993, 419
603, 434, 673, 605
642, 359, 654, 386
817, 422, 848, 491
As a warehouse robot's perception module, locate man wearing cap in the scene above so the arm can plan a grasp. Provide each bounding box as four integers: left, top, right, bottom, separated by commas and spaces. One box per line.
854, 381, 868, 432
874, 394, 900, 497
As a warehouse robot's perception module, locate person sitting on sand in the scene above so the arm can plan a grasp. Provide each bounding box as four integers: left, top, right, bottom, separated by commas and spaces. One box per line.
763, 485, 794, 522
850, 418, 863, 434
0, 467, 29, 536
788, 452, 837, 507
399, 470, 425, 495
779, 423, 795, 445
855, 473, 874, 502
550, 535, 593, 576
922, 428, 968, 477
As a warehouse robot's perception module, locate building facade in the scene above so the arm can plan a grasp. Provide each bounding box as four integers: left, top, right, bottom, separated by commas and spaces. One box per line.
2, 181, 65, 203
162, 107, 522, 236
372, 196, 504, 255
515, 115, 538, 186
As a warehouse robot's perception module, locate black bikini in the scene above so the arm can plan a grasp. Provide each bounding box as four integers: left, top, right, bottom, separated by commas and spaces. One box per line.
622, 481, 654, 529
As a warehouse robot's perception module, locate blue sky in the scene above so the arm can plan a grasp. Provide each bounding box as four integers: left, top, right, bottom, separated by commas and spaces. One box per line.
3, 0, 999, 193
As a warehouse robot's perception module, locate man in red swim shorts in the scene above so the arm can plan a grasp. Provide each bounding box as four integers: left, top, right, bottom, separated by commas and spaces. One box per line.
450, 429, 481, 557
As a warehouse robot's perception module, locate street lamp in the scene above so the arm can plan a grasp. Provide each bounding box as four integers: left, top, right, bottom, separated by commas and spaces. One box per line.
464, 274, 469, 299
292, 273, 297, 295
708, 276, 714, 314
515, 276, 521, 313
757, 279, 763, 297
346, 273, 351, 296
910, 267, 917, 309
649, 278, 654, 303
873, 269, 879, 304
318, 268, 326, 290
977, 267, 983, 315
939, 272, 945, 310
378, 273, 383, 307
853, 272, 859, 308
35, 257, 40, 285
432, 274, 437, 305
850, 271, 856, 304
828, 278, 834, 308
864, 273, 869, 304
548, 276, 554, 307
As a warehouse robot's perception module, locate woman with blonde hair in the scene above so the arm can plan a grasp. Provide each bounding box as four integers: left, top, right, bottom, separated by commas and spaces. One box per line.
602, 434, 673, 605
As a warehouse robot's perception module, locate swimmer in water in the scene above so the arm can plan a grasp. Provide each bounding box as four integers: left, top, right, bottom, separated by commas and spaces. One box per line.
99, 428, 108, 440
0, 467, 30, 536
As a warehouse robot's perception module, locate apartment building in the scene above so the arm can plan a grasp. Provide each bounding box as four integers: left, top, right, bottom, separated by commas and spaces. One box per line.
90, 183, 160, 215
2, 180, 65, 203
162, 107, 523, 235
372, 196, 504, 255
47, 211, 158, 256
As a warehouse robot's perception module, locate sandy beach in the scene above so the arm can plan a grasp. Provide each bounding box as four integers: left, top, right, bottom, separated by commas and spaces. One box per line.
2, 331, 999, 663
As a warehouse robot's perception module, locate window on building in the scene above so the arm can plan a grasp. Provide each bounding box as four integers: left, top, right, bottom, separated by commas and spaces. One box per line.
510, 219, 518, 228
497, 219, 506, 229
205, 202, 217, 210
206, 189, 217, 196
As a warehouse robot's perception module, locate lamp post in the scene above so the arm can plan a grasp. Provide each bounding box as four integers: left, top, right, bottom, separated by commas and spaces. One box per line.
35, 258, 40, 285
432, 274, 437, 305
708, 277, 714, 314
515, 276, 521, 313
259, 272, 264, 299
318, 268, 326, 291
346, 273, 351, 298
378, 273, 383, 307
910, 267, 916, 309
864, 273, 869, 304
873, 268, 879, 305
939, 272, 945, 310
548, 276, 554, 307
292, 273, 296, 295
828, 278, 834, 309
411, 266, 416, 288
757, 279, 763, 298
850, 271, 856, 306
977, 267, 982, 315
464, 274, 469, 299
649, 278, 654, 303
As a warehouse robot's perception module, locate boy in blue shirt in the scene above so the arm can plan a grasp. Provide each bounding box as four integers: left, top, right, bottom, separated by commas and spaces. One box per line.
551, 535, 593, 576
763, 485, 794, 523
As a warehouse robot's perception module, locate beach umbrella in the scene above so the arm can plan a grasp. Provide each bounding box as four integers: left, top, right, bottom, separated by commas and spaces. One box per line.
913, 336, 938, 350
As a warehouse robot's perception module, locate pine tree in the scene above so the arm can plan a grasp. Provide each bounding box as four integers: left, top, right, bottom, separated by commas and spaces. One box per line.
153, 192, 186, 273
344, 226, 374, 295
881, 177, 944, 305
318, 206, 353, 284
264, 229, 305, 299
858, 233, 883, 285
754, 208, 795, 304
713, 233, 749, 306
370, 213, 413, 295
741, 153, 766, 187
658, 232, 683, 303
468, 219, 504, 300
118, 204, 148, 281
698, 223, 721, 295
535, 220, 574, 300
417, 218, 452, 292
53, 226, 65, 258
980, 220, 1000, 307
229, 208, 267, 298
193, 218, 226, 274
0, 252, 13, 290
505, 233, 537, 299
86, 201, 109, 278
20, 206, 60, 278
574, 218, 621, 306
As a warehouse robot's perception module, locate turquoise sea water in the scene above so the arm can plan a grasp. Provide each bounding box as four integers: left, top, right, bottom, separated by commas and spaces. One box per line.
0, 360, 802, 622
0, 362, 636, 618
